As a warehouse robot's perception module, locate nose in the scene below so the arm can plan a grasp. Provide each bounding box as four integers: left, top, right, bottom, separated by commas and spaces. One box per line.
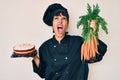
58, 18, 62, 23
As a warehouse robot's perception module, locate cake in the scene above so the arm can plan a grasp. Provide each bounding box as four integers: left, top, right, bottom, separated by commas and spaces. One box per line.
13, 43, 37, 57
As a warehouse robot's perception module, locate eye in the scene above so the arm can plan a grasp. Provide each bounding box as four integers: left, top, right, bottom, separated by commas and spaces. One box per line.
62, 17, 67, 20
54, 16, 58, 20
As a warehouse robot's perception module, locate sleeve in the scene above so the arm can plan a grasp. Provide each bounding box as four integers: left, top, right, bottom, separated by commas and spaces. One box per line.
32, 44, 46, 78
87, 39, 107, 63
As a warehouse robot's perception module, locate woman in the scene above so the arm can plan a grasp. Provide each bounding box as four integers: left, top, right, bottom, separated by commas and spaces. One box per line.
32, 3, 107, 80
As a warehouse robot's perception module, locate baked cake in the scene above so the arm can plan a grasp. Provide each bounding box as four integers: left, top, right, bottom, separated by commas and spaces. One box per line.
13, 43, 37, 57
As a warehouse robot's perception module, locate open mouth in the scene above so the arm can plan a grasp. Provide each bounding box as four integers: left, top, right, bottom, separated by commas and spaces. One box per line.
57, 26, 63, 34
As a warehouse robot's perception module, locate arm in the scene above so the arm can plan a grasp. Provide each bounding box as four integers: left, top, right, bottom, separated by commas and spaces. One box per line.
32, 56, 45, 78
32, 45, 46, 78
86, 20, 107, 63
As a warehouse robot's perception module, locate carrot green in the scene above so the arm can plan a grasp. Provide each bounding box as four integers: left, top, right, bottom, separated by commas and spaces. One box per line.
77, 3, 108, 43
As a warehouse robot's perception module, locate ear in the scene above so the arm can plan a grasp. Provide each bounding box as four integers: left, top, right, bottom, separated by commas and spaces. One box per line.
52, 27, 54, 33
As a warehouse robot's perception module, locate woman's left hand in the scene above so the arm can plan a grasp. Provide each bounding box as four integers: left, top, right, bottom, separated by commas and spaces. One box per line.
89, 20, 96, 32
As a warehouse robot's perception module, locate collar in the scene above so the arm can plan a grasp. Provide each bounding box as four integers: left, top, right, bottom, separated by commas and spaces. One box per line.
52, 35, 70, 44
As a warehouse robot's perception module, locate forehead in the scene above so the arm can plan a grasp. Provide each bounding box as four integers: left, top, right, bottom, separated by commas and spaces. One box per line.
54, 13, 67, 17
54, 11, 67, 16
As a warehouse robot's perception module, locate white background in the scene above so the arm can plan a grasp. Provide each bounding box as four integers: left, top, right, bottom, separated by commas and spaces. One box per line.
0, 0, 120, 80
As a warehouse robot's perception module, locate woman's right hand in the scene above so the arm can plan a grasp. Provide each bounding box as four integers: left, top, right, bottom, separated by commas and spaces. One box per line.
33, 56, 40, 68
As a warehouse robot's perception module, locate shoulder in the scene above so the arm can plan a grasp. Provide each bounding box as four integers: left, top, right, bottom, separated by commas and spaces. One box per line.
40, 38, 53, 47
68, 35, 83, 41
38, 38, 53, 56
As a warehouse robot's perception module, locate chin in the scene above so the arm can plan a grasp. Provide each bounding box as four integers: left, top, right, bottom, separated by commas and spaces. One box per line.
56, 33, 65, 37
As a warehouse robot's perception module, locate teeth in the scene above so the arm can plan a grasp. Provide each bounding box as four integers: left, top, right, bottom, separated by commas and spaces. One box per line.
58, 26, 62, 28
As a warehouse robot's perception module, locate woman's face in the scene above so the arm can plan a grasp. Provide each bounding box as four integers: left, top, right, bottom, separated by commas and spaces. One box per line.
52, 13, 68, 39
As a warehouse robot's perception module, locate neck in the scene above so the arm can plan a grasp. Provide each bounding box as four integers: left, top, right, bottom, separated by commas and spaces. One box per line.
55, 35, 65, 44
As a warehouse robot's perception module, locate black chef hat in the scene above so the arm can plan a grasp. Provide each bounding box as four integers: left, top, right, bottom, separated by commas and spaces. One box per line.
43, 3, 69, 26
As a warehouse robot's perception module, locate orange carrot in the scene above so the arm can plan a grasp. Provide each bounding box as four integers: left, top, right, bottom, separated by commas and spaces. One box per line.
93, 35, 99, 54
81, 35, 99, 60
87, 40, 90, 60
89, 39, 93, 59
83, 43, 87, 60
91, 37, 96, 58
81, 43, 84, 60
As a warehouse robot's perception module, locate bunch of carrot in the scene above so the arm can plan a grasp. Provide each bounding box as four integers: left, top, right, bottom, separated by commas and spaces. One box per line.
77, 4, 108, 60
81, 35, 98, 60
81, 22, 99, 60
81, 20, 99, 60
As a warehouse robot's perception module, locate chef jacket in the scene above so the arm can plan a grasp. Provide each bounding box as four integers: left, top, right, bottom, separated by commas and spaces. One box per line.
32, 35, 107, 80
